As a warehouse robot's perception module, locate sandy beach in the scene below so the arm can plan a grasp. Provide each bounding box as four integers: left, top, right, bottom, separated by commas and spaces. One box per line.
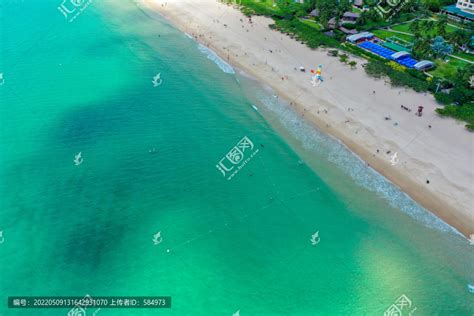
144, 0, 473, 238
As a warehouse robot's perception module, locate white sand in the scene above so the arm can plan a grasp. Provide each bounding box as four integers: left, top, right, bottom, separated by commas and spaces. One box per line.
145, 0, 473, 237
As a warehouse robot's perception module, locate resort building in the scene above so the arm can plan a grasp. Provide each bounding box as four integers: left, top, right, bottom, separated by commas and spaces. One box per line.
353, 0, 363, 8
310, 9, 319, 17
346, 32, 374, 44
414, 60, 435, 71
442, 1, 474, 22
456, 0, 474, 14
342, 12, 360, 24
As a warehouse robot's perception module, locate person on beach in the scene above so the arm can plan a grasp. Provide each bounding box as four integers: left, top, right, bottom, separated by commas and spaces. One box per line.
417, 106, 424, 117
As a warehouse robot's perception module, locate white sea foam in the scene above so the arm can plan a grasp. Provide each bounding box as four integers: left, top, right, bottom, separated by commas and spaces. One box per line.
256, 91, 463, 237
197, 44, 235, 74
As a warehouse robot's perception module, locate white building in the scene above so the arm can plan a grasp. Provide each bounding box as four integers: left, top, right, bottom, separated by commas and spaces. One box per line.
456, 0, 474, 14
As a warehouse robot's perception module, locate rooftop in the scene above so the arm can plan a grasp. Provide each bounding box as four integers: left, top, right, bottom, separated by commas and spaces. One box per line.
343, 12, 361, 19
442, 4, 474, 20
346, 32, 374, 43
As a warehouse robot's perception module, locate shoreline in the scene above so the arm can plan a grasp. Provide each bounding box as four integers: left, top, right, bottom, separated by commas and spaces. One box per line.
144, 0, 473, 238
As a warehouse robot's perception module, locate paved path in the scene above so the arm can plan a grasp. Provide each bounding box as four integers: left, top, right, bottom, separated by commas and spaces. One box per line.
448, 54, 474, 64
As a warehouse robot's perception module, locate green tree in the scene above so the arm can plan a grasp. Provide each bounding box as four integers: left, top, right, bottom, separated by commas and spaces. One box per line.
419, 19, 435, 36
453, 64, 474, 88
276, 0, 296, 19
435, 15, 448, 38
448, 29, 472, 48
413, 38, 432, 59
431, 36, 454, 58
348, 61, 357, 69
421, 0, 442, 12
316, 0, 336, 28
409, 20, 422, 37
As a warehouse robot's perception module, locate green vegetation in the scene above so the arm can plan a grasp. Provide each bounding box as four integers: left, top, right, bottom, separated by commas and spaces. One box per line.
434, 64, 474, 129
391, 22, 413, 33
372, 29, 415, 42
436, 104, 474, 130
227, 0, 279, 16
452, 51, 474, 63
339, 53, 349, 63
299, 18, 323, 30
392, 19, 458, 35
429, 57, 469, 80
364, 60, 430, 92
271, 18, 340, 48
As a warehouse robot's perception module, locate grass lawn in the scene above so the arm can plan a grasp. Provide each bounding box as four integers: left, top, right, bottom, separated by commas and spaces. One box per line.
240, 0, 275, 6
372, 29, 415, 42
446, 24, 459, 33
299, 18, 323, 31
391, 19, 459, 35
391, 22, 412, 33
429, 58, 469, 80
443, 18, 472, 31
238, 0, 279, 15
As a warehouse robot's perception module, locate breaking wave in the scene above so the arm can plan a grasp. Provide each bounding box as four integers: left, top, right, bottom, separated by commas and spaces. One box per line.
256, 90, 463, 237
197, 44, 235, 74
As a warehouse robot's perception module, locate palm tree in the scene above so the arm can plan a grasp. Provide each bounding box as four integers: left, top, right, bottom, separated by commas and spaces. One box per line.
448, 29, 471, 48
419, 20, 435, 37
413, 38, 432, 59
435, 16, 448, 38
409, 20, 422, 37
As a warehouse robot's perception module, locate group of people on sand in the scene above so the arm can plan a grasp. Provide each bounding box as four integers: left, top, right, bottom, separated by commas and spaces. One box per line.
400, 104, 424, 117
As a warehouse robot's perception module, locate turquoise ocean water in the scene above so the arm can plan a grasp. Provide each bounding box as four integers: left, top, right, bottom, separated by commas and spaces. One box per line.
0, 1, 473, 315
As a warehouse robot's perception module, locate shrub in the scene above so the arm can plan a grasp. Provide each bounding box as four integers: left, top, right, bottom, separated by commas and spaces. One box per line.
341, 23, 357, 29
387, 61, 406, 72
435, 92, 455, 104
339, 54, 349, 63
436, 103, 474, 131
273, 18, 340, 48
364, 60, 429, 92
